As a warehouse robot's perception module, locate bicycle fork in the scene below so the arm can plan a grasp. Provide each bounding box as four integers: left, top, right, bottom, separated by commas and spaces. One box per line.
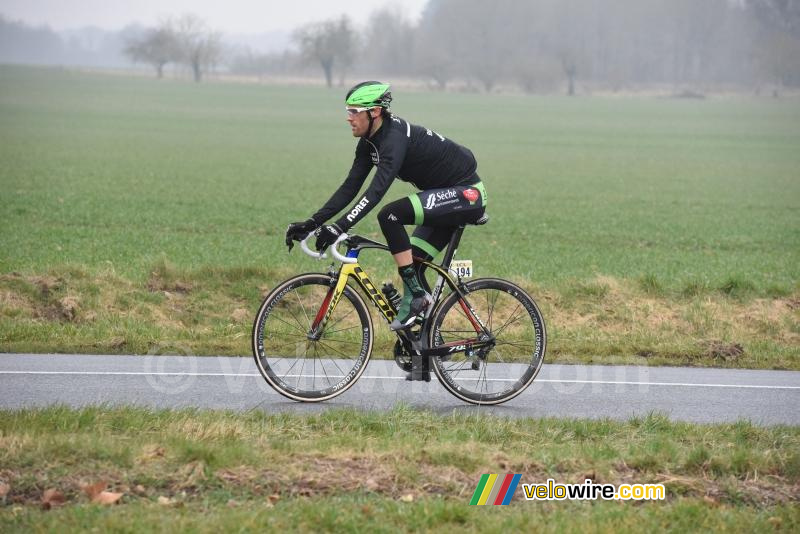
307, 268, 350, 340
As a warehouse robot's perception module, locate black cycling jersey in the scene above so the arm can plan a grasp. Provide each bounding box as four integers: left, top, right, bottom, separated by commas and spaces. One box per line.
311, 114, 478, 231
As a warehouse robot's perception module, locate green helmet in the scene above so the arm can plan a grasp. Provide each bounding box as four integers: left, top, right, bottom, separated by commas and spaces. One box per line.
345, 81, 392, 109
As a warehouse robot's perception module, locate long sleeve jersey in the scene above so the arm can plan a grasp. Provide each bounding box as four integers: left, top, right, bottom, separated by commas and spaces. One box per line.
311, 114, 478, 231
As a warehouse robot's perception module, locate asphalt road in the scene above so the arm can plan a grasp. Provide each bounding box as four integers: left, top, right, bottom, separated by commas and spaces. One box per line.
1, 354, 798, 425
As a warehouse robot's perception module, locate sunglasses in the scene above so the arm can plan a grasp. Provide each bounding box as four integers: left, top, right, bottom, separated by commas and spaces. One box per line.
345, 106, 374, 116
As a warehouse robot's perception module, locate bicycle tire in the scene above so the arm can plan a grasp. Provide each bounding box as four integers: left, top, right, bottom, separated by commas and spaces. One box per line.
252, 273, 373, 402
428, 278, 546, 405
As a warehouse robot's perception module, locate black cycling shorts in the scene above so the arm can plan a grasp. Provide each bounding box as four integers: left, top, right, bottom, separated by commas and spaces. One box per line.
408, 180, 487, 259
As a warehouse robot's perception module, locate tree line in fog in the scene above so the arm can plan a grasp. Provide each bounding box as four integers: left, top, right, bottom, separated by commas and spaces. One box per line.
1, 0, 798, 94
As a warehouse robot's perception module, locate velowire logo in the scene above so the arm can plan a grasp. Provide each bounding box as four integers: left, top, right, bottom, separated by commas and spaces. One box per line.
469, 474, 521, 506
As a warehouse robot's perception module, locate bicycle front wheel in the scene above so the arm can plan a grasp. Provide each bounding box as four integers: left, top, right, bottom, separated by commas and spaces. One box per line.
428, 278, 546, 405
252, 273, 373, 402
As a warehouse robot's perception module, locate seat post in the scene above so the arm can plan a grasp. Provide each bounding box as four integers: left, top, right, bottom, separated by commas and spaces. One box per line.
440, 225, 466, 270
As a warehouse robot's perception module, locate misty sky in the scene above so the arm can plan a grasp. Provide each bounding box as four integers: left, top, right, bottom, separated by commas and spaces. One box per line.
0, 0, 429, 33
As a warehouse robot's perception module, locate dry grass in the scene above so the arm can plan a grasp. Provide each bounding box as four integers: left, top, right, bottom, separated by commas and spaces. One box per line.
1, 268, 797, 368
1, 407, 798, 509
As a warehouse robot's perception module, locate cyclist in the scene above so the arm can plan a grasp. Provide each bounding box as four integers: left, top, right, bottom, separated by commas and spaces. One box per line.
285, 81, 487, 330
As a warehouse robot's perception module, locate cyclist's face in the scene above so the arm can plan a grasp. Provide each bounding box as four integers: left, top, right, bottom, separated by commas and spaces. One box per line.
346, 107, 378, 137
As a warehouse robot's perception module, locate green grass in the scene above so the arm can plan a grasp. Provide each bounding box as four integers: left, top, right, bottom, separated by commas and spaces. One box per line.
3, 497, 798, 533
0, 65, 798, 364
1, 65, 798, 288
0, 406, 798, 531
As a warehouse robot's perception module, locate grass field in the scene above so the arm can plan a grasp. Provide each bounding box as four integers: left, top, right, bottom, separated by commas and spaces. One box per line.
0, 406, 797, 531
0, 65, 798, 366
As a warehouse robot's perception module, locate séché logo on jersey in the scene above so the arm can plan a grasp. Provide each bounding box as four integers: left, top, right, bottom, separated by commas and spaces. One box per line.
424, 189, 458, 210
347, 196, 370, 222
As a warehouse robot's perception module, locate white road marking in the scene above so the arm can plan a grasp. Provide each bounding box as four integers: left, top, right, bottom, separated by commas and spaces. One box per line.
1, 371, 798, 389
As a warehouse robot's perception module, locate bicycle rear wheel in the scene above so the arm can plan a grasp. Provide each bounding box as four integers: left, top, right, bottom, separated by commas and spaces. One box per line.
428, 278, 546, 405
252, 273, 373, 402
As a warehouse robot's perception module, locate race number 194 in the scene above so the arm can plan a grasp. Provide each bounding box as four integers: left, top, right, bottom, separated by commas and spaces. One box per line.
450, 260, 473, 278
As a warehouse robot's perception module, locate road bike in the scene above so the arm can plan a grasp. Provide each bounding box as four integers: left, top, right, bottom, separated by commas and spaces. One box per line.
252, 216, 546, 405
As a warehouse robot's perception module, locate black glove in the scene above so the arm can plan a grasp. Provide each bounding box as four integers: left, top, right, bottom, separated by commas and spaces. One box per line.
314, 223, 343, 252
285, 218, 318, 251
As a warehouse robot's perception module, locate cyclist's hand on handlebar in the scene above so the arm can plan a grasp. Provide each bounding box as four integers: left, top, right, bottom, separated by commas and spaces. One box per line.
314, 223, 343, 252
285, 218, 318, 251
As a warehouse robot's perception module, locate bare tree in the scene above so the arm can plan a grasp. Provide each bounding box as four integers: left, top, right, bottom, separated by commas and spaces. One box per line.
746, 0, 800, 89
363, 5, 415, 76
414, 0, 460, 89
746, 0, 800, 38
293, 16, 356, 87
173, 14, 222, 83
123, 23, 178, 78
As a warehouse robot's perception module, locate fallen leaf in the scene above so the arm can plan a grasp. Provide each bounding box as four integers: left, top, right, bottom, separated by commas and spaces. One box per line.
42, 488, 66, 509
134, 485, 146, 495
767, 517, 782, 528
107, 336, 126, 349
0, 482, 9, 498
158, 496, 174, 506
227, 499, 239, 508
400, 493, 414, 503
231, 308, 249, 322
703, 495, 719, 507
82, 481, 107, 500
267, 494, 280, 504
138, 445, 166, 462
58, 296, 80, 321
93, 491, 123, 505
179, 461, 207, 488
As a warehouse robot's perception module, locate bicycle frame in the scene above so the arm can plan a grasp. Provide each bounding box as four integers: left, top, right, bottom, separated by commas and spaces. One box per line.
308, 234, 494, 359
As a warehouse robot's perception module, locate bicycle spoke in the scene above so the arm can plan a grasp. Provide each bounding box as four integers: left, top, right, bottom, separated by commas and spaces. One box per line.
270, 314, 308, 335
494, 341, 535, 351
264, 342, 304, 357
317, 345, 334, 387
319, 337, 362, 346
489, 290, 500, 331
313, 343, 350, 377
294, 290, 312, 328
296, 352, 306, 390
324, 324, 361, 335
485, 290, 493, 332
445, 359, 473, 379
325, 305, 357, 332
278, 355, 300, 382
269, 331, 312, 341
490, 346, 509, 364
492, 303, 524, 337
478, 360, 488, 397
316, 339, 352, 360
272, 325, 361, 346
438, 329, 479, 335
